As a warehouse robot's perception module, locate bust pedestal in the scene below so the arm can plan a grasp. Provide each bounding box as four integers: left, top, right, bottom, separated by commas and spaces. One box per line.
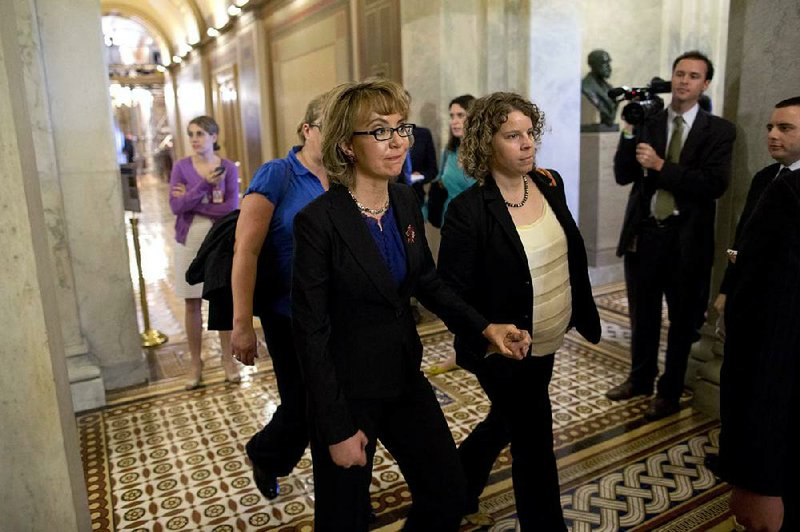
579, 131, 628, 283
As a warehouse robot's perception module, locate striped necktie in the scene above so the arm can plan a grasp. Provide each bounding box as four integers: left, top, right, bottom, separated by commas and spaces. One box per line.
653, 115, 683, 220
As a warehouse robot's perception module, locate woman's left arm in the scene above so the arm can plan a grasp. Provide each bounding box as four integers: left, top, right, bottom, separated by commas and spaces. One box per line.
292, 208, 357, 446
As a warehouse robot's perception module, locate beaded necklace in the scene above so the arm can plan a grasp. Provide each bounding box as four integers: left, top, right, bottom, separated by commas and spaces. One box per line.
504, 174, 529, 208
348, 188, 390, 216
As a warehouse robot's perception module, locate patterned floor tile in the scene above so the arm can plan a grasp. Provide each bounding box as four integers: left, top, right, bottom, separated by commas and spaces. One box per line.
79, 175, 734, 530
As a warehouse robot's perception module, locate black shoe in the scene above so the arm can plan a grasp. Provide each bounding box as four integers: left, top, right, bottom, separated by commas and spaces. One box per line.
252, 464, 279, 500
606, 380, 653, 401
644, 396, 680, 421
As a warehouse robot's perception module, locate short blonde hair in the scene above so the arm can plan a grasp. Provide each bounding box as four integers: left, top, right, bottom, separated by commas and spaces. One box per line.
295, 93, 328, 145
321, 78, 410, 187
459, 92, 545, 184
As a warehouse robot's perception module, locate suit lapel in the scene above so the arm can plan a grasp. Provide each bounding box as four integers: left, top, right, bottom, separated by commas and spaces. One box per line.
680, 109, 710, 163
327, 185, 402, 306
485, 180, 528, 267
388, 184, 421, 295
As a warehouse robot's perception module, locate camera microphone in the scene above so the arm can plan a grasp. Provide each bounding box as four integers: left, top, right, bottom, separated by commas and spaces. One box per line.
607, 86, 628, 100
649, 77, 672, 93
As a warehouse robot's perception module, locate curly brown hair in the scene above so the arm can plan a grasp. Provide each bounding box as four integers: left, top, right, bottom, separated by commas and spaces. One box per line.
321, 78, 410, 187
459, 92, 545, 184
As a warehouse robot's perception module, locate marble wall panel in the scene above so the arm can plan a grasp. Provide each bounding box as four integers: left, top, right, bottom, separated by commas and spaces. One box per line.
530, 0, 582, 218
0, 0, 90, 527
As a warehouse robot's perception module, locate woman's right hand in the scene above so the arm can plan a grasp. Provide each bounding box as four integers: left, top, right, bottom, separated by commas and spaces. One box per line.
482, 324, 531, 360
171, 183, 186, 198
329, 430, 368, 468
205, 166, 225, 185
231, 321, 258, 366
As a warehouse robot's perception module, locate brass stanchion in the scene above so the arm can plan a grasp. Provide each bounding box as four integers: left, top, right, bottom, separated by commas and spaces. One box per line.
130, 216, 168, 347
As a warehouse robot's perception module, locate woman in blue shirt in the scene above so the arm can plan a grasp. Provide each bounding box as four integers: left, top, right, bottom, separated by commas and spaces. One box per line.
230, 94, 329, 501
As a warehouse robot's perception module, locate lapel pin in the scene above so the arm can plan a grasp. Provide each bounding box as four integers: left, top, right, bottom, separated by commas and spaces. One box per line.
405, 224, 416, 244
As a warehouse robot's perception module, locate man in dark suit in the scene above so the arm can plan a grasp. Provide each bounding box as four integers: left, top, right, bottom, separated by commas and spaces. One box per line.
714, 96, 800, 324
606, 50, 736, 420
408, 125, 438, 204
718, 97, 800, 532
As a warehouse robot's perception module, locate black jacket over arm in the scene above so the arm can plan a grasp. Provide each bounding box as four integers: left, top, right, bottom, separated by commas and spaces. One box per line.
292, 183, 489, 445
437, 170, 601, 373
719, 169, 800, 496
718, 162, 781, 294
614, 109, 736, 267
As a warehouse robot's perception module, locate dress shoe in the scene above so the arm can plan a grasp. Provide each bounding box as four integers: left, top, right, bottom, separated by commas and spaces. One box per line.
644, 396, 680, 421
252, 463, 279, 500
605, 380, 652, 401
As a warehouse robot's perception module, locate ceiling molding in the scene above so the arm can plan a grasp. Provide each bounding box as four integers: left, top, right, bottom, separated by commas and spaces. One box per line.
102, 2, 176, 60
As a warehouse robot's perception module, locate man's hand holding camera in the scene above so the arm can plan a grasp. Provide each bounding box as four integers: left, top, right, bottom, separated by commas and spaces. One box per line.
635, 142, 664, 171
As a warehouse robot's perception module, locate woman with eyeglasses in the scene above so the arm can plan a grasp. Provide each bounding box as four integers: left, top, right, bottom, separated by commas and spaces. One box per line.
230, 94, 329, 501
437, 92, 601, 530
291, 79, 529, 531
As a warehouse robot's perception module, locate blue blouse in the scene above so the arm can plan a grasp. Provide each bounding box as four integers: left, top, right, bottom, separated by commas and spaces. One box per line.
360, 205, 407, 287
245, 147, 325, 316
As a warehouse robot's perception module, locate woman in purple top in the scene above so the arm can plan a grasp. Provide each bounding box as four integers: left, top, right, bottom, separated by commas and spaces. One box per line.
169, 115, 240, 389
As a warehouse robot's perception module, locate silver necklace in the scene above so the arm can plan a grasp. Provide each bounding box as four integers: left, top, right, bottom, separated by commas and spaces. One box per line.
348, 188, 390, 216
504, 174, 529, 208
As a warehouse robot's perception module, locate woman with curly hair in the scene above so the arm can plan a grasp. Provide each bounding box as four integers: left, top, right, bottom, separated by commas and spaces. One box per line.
437, 92, 601, 530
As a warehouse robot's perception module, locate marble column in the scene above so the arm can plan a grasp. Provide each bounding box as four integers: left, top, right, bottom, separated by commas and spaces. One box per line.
691, 0, 800, 418
530, 0, 582, 217
35, 0, 145, 390
0, 0, 91, 528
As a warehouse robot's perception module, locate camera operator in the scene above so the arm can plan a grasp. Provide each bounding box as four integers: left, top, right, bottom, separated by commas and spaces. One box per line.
607, 50, 736, 421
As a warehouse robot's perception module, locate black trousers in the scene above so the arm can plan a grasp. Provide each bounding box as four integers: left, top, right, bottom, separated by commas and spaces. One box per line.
459, 354, 565, 531
310, 371, 465, 532
624, 223, 709, 401
245, 312, 309, 477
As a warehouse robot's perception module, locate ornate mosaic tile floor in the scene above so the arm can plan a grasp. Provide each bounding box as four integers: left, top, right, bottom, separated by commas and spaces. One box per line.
78, 285, 736, 531
81, 176, 738, 530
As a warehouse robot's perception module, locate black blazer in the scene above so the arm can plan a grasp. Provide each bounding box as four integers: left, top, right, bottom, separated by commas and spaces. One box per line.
614, 108, 736, 269
437, 170, 601, 373
409, 126, 438, 183
719, 168, 800, 496
292, 183, 489, 445
719, 162, 781, 294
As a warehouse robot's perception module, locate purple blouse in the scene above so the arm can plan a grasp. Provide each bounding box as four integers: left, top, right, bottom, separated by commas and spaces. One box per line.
169, 157, 239, 244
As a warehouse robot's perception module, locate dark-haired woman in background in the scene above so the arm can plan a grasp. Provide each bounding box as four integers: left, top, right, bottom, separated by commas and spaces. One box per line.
438, 92, 601, 530
169, 115, 240, 389
427, 93, 477, 375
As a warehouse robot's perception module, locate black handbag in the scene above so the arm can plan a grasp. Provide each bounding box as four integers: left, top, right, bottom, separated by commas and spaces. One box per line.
427, 180, 448, 228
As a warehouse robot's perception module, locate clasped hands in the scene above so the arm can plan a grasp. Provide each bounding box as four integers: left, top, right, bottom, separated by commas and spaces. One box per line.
482, 323, 532, 360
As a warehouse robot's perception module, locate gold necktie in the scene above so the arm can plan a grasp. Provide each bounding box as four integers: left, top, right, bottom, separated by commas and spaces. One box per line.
653, 115, 683, 220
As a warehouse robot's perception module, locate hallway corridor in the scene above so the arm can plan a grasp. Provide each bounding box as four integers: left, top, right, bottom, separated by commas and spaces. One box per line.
77, 176, 736, 531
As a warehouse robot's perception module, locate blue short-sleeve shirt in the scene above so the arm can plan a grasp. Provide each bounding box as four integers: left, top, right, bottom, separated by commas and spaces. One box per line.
245, 147, 325, 316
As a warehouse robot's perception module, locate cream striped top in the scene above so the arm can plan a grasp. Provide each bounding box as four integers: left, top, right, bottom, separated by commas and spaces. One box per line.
516, 201, 572, 356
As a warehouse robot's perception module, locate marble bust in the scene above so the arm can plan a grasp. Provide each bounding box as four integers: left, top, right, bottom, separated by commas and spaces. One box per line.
581, 49, 619, 131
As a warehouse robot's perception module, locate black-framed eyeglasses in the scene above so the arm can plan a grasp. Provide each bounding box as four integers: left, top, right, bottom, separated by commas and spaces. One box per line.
309, 123, 321, 130
352, 124, 415, 141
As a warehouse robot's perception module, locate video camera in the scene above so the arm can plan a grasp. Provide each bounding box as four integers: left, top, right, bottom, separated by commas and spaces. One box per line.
608, 78, 672, 125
